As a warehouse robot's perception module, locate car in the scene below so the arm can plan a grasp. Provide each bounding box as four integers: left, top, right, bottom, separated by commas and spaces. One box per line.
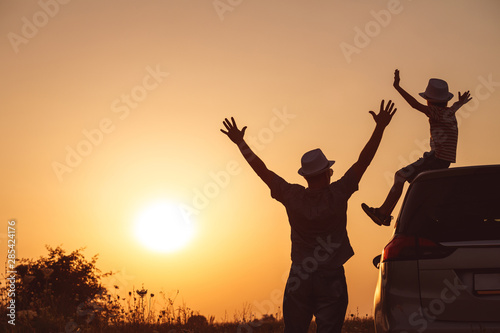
372, 165, 500, 333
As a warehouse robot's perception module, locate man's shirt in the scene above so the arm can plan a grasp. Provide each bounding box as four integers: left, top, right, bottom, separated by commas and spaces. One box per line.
269, 170, 359, 269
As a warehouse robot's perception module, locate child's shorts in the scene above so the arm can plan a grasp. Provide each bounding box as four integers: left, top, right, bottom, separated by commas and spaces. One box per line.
398, 151, 451, 183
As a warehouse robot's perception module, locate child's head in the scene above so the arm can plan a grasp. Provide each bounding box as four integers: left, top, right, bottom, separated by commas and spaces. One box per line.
420, 78, 453, 107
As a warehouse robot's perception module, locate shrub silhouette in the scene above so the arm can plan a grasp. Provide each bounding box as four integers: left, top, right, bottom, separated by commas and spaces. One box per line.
187, 314, 208, 327
14, 245, 112, 324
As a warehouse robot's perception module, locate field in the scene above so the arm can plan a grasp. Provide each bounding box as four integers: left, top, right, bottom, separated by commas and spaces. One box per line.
1, 246, 376, 332
2, 314, 375, 333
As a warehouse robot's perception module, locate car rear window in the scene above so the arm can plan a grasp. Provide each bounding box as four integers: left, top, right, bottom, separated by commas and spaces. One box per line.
396, 169, 500, 242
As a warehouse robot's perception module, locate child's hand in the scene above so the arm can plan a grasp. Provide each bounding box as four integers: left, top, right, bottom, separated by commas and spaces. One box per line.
221, 117, 247, 145
457, 91, 472, 106
369, 100, 397, 128
393, 69, 400, 88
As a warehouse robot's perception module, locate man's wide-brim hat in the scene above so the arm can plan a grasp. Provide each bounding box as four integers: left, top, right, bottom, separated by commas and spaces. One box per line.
419, 78, 454, 102
298, 148, 335, 177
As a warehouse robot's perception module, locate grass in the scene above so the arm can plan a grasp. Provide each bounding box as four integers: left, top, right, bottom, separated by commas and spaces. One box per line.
2, 308, 375, 333
2, 283, 375, 332
1, 247, 376, 332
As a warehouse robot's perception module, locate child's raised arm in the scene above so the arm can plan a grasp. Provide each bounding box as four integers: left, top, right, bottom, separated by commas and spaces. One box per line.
393, 69, 427, 113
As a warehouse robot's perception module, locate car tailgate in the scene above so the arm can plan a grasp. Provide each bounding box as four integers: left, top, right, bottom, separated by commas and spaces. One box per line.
418, 243, 500, 322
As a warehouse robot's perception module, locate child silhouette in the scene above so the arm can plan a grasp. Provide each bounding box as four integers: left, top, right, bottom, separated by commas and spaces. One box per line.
362, 69, 472, 226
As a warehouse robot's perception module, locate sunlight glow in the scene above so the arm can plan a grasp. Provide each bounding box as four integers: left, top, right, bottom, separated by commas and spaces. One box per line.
134, 200, 195, 253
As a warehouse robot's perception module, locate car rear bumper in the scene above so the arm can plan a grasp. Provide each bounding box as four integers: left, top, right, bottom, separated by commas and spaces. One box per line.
401, 320, 500, 333
377, 319, 500, 332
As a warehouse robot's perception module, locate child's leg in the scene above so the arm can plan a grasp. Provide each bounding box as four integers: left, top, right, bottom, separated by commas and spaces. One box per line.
362, 161, 417, 225
378, 170, 406, 217
362, 152, 439, 226
376, 152, 450, 218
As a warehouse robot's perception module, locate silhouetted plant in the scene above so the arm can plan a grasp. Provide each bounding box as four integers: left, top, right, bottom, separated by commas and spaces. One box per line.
7, 245, 117, 330
156, 289, 179, 324
0, 245, 376, 332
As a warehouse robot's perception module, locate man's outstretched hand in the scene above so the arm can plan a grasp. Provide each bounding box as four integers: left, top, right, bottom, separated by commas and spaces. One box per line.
369, 100, 397, 128
221, 117, 247, 145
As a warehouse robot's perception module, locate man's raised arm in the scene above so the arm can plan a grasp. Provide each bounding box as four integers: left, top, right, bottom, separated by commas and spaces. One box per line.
221, 117, 274, 187
347, 100, 397, 184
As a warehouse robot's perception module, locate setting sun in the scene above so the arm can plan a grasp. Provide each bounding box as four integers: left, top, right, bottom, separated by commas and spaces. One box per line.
134, 200, 195, 253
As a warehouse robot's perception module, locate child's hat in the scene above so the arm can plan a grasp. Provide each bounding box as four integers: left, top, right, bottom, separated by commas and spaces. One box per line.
419, 78, 454, 102
298, 148, 335, 176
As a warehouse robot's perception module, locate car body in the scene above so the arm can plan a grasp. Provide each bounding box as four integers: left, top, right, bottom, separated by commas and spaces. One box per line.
373, 165, 500, 333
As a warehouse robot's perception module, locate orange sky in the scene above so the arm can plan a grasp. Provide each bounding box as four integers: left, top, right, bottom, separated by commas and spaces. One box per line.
2, 0, 500, 321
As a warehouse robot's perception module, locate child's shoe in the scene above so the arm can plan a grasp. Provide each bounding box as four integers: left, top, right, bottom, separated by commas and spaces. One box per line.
361, 203, 392, 226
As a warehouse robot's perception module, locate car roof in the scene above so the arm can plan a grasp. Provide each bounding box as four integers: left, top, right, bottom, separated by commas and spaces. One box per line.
412, 164, 500, 183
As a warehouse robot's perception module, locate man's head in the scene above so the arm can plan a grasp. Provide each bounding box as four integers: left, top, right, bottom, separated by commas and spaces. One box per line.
298, 148, 335, 188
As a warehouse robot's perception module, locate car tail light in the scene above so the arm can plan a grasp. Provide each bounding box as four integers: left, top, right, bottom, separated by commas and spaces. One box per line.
382, 235, 418, 262
382, 235, 455, 262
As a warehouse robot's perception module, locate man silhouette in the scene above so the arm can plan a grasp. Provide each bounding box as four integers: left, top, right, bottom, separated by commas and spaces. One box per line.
221, 100, 396, 332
